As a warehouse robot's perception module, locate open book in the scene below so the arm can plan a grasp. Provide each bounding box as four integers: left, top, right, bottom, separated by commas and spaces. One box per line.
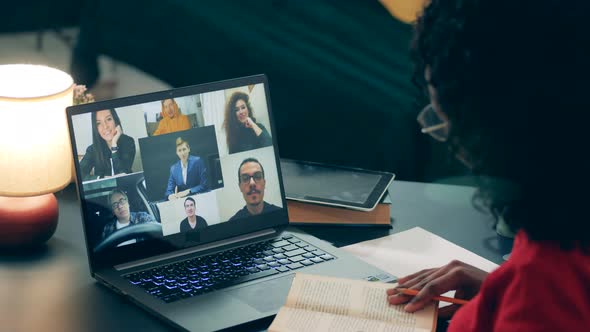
269, 273, 437, 332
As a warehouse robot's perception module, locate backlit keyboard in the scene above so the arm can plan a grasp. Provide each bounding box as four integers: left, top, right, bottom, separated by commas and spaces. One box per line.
124, 234, 336, 303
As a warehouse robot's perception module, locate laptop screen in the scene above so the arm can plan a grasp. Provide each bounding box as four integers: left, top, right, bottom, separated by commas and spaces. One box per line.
67, 75, 288, 269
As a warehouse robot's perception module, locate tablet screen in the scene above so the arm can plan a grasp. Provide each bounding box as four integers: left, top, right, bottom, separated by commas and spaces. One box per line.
280, 159, 395, 211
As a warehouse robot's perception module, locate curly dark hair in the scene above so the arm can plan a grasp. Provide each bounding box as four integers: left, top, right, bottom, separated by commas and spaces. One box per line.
223, 91, 257, 153
412, 0, 588, 249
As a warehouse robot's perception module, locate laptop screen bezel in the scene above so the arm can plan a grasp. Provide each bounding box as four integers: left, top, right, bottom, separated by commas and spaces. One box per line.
67, 74, 289, 271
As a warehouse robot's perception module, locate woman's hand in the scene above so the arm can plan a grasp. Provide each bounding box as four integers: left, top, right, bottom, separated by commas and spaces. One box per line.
245, 117, 263, 136
386, 260, 488, 318
112, 125, 123, 147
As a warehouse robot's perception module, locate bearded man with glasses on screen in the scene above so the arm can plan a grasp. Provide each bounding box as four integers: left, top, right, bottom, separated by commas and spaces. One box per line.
229, 158, 280, 221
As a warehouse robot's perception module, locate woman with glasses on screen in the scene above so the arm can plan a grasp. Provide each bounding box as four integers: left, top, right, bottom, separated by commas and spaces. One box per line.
223, 91, 272, 154
385, 0, 590, 331
79, 109, 136, 181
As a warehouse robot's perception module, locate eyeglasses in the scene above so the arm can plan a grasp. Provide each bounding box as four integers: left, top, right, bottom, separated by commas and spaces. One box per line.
240, 171, 264, 184
417, 104, 449, 142
111, 197, 128, 210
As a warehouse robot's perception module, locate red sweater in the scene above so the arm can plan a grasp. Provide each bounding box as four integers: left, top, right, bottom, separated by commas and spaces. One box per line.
448, 230, 590, 332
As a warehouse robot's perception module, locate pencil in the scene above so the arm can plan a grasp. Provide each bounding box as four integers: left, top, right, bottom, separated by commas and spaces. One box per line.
395, 288, 469, 305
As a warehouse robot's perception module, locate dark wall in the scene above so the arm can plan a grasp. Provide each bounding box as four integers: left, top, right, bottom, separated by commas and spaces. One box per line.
71, 0, 469, 182
1, 1, 80, 32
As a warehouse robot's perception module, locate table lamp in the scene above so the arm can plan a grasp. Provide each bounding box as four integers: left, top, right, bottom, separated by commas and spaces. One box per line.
0, 64, 74, 248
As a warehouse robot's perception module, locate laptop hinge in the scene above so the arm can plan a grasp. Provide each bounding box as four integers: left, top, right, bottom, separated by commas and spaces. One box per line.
114, 228, 278, 271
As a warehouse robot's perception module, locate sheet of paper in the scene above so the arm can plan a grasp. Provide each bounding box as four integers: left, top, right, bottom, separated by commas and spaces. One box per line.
268, 273, 435, 332
342, 227, 499, 278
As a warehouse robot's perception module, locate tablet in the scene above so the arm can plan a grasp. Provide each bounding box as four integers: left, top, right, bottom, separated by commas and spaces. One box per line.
280, 159, 395, 211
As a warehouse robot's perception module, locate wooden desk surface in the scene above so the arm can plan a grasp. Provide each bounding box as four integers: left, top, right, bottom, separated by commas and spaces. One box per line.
0, 180, 502, 332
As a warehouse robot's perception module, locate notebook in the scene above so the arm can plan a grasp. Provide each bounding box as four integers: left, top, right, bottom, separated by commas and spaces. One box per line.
66, 74, 395, 331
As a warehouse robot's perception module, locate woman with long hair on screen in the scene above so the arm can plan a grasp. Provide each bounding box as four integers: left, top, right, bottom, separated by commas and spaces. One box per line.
385, 0, 590, 330
79, 109, 136, 180
223, 91, 272, 154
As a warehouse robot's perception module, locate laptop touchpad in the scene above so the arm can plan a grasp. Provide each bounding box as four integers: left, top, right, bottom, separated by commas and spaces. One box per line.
224, 274, 295, 313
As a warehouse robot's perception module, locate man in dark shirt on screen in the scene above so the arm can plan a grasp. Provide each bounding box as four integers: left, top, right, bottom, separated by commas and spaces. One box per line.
229, 158, 280, 221
179, 197, 208, 232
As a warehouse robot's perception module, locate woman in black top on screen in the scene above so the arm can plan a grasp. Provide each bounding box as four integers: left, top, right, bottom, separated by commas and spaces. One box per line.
223, 91, 272, 154
79, 109, 136, 180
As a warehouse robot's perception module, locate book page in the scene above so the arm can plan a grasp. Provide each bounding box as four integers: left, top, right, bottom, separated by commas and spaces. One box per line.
276, 273, 435, 331
268, 307, 428, 332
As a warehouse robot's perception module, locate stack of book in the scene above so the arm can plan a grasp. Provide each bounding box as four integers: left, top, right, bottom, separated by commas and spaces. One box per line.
287, 196, 391, 227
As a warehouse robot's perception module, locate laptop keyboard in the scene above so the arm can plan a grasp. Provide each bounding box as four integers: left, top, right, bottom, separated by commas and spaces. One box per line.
124, 234, 336, 303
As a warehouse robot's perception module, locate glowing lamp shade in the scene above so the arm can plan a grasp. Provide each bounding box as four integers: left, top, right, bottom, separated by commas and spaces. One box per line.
0, 64, 74, 247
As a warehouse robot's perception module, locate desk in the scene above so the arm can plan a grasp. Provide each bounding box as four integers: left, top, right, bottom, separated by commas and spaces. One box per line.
0, 181, 503, 332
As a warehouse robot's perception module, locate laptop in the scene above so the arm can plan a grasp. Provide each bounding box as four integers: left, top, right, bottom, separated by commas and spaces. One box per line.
67, 74, 395, 331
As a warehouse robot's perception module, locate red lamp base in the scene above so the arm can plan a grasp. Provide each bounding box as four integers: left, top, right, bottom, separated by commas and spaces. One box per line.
0, 193, 59, 247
